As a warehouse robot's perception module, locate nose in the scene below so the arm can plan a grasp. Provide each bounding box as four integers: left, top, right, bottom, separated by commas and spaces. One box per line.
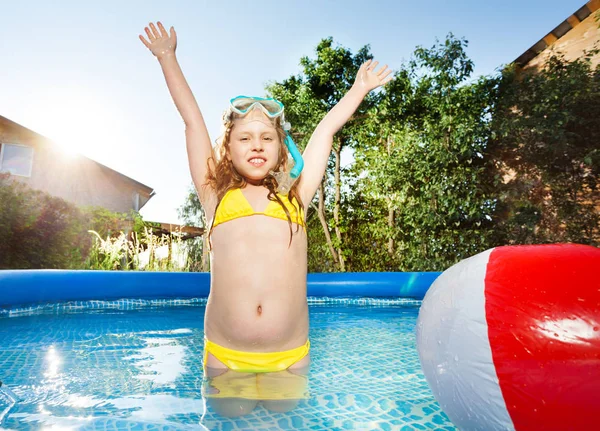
250, 138, 264, 151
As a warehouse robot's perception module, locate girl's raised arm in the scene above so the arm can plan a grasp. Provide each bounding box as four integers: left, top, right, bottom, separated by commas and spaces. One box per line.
297, 60, 393, 205
140, 22, 217, 209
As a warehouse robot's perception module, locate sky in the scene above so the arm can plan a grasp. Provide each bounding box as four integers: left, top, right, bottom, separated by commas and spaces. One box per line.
0, 0, 588, 225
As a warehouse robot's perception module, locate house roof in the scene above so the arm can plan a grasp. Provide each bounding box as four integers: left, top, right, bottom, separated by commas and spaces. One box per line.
0, 114, 155, 198
514, 0, 600, 67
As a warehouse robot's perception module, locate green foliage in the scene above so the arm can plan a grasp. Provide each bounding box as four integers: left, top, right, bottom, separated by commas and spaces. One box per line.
0, 174, 182, 270
179, 35, 599, 273
490, 53, 600, 245
83, 203, 195, 271
0, 174, 90, 269
86, 227, 189, 271
85, 230, 128, 270
267, 38, 376, 271
267, 38, 370, 160
177, 184, 208, 272
84, 206, 159, 240
347, 35, 499, 271
306, 210, 337, 272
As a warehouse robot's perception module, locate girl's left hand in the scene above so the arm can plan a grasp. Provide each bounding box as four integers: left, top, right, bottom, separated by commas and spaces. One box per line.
352, 59, 393, 93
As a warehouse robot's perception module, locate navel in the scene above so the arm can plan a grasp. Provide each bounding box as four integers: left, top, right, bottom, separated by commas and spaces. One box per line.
257, 305, 262, 316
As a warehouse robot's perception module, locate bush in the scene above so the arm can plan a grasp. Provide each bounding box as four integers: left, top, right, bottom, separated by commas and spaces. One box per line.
0, 174, 90, 269
86, 227, 189, 271
0, 174, 180, 270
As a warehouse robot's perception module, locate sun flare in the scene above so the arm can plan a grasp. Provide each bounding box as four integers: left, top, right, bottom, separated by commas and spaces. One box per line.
26, 85, 127, 161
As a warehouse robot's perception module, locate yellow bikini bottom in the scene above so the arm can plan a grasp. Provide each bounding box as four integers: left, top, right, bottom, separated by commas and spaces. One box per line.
203, 338, 310, 373
202, 339, 310, 400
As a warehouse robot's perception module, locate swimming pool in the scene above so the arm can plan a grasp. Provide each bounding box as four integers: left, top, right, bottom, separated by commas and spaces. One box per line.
0, 271, 452, 431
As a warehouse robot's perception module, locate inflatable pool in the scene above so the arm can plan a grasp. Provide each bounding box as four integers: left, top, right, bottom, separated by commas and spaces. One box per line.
0, 269, 445, 430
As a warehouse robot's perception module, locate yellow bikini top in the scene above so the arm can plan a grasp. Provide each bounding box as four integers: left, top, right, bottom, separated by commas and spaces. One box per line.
212, 188, 305, 229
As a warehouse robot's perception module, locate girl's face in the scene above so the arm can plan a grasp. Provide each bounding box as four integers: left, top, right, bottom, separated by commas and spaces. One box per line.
228, 110, 281, 184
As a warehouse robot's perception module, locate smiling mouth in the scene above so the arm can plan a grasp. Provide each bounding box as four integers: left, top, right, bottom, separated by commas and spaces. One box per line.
248, 157, 267, 167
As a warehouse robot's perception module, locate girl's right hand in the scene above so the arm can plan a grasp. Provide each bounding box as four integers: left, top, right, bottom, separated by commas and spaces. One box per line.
139, 22, 177, 59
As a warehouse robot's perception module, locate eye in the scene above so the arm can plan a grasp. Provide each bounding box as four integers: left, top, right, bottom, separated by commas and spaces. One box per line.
240, 137, 249, 141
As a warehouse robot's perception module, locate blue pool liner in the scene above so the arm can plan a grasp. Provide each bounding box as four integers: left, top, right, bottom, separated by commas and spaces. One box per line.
0, 270, 441, 308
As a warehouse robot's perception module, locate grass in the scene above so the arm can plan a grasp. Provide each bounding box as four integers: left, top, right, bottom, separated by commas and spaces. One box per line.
86, 227, 192, 271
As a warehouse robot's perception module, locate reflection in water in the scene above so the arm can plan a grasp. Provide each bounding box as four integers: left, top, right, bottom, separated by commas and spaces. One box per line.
125, 336, 187, 385
8, 329, 208, 430
11, 394, 207, 430
63, 394, 98, 408
108, 393, 206, 425
43, 346, 61, 379
8, 411, 93, 430
40, 345, 68, 408
201, 367, 310, 419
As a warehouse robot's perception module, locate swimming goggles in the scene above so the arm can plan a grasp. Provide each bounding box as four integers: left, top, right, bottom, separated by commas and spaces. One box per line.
229, 96, 284, 118
228, 96, 304, 193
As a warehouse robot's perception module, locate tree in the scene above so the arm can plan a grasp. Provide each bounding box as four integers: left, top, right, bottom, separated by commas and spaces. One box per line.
0, 174, 90, 269
268, 37, 373, 271
490, 52, 600, 246
178, 35, 599, 272
178, 183, 209, 271
347, 35, 500, 271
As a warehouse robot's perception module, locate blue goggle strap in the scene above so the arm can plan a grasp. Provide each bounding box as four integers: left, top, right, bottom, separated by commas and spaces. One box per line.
284, 133, 304, 178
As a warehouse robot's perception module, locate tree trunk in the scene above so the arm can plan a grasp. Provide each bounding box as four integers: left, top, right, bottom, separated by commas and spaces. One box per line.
167, 237, 172, 270
333, 141, 345, 271
201, 213, 210, 272
315, 182, 339, 265
387, 205, 395, 256
386, 136, 394, 257
201, 234, 210, 272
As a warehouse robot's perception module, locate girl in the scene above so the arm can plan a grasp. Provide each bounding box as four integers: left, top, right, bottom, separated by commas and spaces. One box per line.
140, 21, 392, 375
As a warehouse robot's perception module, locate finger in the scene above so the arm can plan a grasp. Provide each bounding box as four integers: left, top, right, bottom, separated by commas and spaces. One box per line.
144, 27, 155, 41
382, 75, 394, 86
157, 21, 169, 38
139, 34, 151, 49
170, 27, 177, 42
377, 65, 389, 76
380, 69, 393, 81
149, 22, 161, 39
369, 61, 379, 71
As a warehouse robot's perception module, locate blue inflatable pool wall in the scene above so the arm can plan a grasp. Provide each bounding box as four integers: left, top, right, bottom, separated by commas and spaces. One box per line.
0, 270, 440, 309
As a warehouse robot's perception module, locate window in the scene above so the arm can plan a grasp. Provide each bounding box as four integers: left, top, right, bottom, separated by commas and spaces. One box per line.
0, 143, 34, 177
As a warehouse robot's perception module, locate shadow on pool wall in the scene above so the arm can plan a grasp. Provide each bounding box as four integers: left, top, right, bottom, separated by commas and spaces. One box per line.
0, 271, 441, 308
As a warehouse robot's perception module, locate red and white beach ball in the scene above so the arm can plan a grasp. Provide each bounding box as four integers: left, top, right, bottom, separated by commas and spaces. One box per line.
417, 244, 600, 431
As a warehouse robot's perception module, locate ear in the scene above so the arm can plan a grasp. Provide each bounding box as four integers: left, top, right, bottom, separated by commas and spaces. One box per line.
224, 139, 232, 162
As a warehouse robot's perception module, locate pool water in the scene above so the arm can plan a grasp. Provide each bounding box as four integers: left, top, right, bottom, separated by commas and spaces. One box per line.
0, 299, 456, 430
